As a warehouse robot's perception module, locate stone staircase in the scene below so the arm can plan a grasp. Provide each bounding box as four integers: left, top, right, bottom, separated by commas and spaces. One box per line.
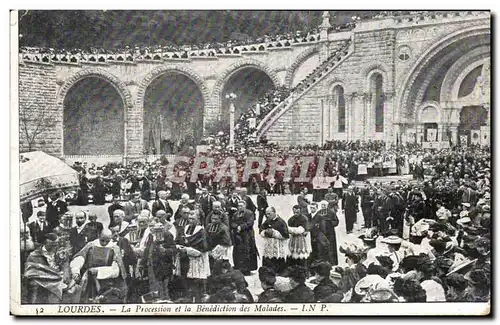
255, 37, 354, 140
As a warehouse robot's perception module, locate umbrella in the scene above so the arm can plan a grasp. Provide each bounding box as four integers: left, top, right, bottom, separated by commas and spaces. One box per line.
20, 151, 80, 204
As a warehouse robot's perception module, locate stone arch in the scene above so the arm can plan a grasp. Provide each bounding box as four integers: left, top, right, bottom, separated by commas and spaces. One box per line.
56, 68, 133, 108
56, 68, 133, 157
413, 45, 490, 107
136, 65, 211, 110
417, 101, 442, 123
327, 79, 348, 97
211, 59, 281, 102
363, 63, 391, 93
450, 57, 489, 102
284, 46, 319, 88
398, 25, 490, 120
136, 65, 210, 153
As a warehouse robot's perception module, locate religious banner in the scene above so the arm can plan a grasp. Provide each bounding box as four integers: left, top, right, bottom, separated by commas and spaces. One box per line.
426, 128, 437, 142
312, 176, 337, 189
470, 130, 481, 145
357, 163, 368, 175
460, 134, 469, 146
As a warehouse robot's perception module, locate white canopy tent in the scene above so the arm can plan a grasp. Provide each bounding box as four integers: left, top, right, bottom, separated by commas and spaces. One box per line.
19, 151, 80, 204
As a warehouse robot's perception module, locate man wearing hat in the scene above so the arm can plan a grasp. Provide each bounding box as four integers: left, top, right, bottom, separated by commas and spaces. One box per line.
284, 265, 315, 303
382, 235, 404, 272
257, 267, 283, 303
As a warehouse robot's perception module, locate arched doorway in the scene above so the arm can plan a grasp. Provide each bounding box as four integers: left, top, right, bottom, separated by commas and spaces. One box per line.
143, 73, 204, 155
220, 67, 275, 128
398, 26, 490, 146
63, 77, 124, 155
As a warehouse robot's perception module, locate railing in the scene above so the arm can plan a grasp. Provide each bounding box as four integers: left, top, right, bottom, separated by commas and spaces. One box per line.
19, 34, 321, 65
62, 154, 178, 166
62, 155, 124, 166
255, 38, 354, 140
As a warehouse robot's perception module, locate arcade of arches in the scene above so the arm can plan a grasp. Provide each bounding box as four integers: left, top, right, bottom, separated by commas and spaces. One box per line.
143, 73, 204, 155
63, 77, 125, 155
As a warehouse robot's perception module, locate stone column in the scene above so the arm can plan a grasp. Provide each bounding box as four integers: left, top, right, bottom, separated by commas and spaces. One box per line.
363, 92, 372, 141
384, 92, 395, 145
345, 93, 356, 141
319, 11, 331, 62
450, 125, 459, 146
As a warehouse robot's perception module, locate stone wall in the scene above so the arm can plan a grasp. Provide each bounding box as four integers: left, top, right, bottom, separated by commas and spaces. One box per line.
19, 62, 61, 155
266, 29, 396, 145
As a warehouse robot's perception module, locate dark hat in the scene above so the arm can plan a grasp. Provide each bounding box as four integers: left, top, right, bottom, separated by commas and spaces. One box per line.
311, 261, 332, 277
289, 266, 308, 284
464, 269, 488, 286
43, 233, 58, 244
292, 205, 301, 210
472, 237, 490, 252
258, 266, 276, 281
434, 257, 454, 271
400, 255, 420, 271
376, 255, 394, 270
445, 273, 468, 291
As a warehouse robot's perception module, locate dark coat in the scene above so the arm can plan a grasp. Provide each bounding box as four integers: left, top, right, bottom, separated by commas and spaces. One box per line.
310, 209, 339, 265
141, 232, 177, 280
285, 283, 315, 303
45, 200, 68, 228
28, 221, 51, 245
198, 194, 216, 218
206, 222, 232, 250
242, 196, 256, 213
131, 177, 151, 201
314, 277, 339, 302
257, 194, 269, 213
151, 199, 174, 220
258, 288, 283, 303
231, 209, 258, 272
122, 200, 150, 223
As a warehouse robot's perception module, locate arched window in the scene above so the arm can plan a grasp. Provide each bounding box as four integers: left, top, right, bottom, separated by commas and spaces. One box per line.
370, 73, 384, 133
332, 85, 346, 133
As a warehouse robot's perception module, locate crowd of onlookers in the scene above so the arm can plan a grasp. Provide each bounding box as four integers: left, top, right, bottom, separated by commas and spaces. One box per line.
21, 141, 490, 304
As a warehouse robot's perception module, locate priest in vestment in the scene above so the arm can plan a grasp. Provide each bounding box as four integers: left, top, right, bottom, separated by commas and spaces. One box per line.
70, 229, 128, 303
174, 211, 211, 302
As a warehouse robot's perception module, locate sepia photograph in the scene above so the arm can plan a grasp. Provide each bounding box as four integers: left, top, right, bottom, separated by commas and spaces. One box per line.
10, 9, 491, 316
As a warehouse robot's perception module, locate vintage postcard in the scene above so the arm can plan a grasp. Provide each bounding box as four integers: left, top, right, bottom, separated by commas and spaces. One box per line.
10, 9, 491, 316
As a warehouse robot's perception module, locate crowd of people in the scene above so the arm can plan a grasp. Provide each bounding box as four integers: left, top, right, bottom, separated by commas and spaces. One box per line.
19, 28, 321, 59
20, 140, 490, 304
21, 11, 453, 58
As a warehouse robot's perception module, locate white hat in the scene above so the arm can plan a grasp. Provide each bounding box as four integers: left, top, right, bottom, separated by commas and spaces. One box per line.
382, 235, 402, 245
